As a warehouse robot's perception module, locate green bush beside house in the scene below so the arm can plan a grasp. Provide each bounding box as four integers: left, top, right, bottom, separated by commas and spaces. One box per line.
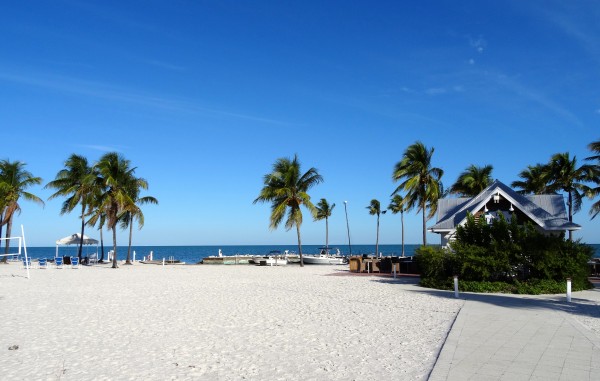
416, 213, 594, 294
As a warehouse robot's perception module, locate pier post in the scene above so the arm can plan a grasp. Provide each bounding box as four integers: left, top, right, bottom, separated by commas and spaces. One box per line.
566, 278, 572, 302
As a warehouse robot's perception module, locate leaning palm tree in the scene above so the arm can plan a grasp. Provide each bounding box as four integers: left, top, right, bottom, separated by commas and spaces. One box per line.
120, 178, 158, 265
511, 164, 551, 195
0, 160, 44, 262
544, 152, 596, 240
585, 140, 600, 219
392, 141, 444, 246
388, 194, 407, 257
0, 181, 10, 254
449, 164, 493, 197
254, 155, 323, 267
45, 154, 94, 260
367, 199, 385, 257
314, 198, 335, 250
92, 152, 136, 268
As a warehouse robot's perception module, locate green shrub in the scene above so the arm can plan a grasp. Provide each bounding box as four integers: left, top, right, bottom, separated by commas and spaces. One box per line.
418, 212, 595, 294
415, 246, 453, 280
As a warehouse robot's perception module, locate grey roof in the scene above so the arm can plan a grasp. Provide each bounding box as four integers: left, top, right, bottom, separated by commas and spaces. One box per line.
429, 180, 580, 232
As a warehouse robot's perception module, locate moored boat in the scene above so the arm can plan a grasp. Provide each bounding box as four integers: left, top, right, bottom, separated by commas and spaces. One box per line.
252, 250, 288, 266
302, 247, 347, 265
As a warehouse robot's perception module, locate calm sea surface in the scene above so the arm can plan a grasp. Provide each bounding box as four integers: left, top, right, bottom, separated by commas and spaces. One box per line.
17, 243, 600, 263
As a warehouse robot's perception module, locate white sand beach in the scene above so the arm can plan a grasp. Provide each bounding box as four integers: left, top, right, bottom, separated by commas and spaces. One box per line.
0, 262, 461, 380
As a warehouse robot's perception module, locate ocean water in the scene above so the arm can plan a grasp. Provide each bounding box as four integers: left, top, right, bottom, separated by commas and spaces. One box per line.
13, 243, 600, 263
19, 244, 422, 264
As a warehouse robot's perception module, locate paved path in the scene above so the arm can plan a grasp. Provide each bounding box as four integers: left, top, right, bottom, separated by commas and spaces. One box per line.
428, 290, 600, 380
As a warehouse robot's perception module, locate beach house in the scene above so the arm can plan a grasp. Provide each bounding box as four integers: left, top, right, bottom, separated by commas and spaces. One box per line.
429, 179, 581, 247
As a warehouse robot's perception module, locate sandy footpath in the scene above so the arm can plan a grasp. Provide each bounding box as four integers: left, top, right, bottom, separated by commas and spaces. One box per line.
0, 262, 462, 380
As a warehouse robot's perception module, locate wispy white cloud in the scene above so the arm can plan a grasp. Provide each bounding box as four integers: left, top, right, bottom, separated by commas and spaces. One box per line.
423, 86, 464, 96
531, 2, 600, 63
492, 72, 583, 127
468, 35, 487, 53
0, 69, 293, 126
77, 145, 124, 153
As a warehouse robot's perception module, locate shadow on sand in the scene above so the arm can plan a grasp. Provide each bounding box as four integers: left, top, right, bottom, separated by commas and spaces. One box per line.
378, 281, 600, 320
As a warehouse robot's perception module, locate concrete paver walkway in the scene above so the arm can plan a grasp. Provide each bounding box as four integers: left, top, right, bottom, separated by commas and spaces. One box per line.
429, 291, 600, 380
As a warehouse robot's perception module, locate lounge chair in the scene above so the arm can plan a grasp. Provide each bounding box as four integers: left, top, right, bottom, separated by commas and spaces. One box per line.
38, 258, 48, 269
54, 257, 63, 269
22, 257, 33, 269
71, 256, 80, 269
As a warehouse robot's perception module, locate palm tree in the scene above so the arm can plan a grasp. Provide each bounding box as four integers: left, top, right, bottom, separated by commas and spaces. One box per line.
254, 155, 323, 267
45, 154, 94, 260
120, 178, 158, 265
0, 160, 44, 262
392, 141, 444, 246
86, 175, 108, 263
92, 152, 136, 268
586, 140, 600, 162
367, 199, 385, 257
449, 164, 493, 197
585, 140, 600, 219
314, 198, 335, 249
511, 164, 551, 195
388, 194, 407, 257
544, 152, 596, 240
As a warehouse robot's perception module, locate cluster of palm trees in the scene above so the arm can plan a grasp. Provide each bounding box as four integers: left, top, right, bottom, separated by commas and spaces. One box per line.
46, 153, 157, 268
510, 145, 600, 240
0, 153, 156, 268
256, 140, 600, 262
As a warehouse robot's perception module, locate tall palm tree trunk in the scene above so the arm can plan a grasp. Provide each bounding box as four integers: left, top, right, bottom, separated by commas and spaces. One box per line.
568, 192, 573, 241
99, 228, 105, 262
401, 212, 405, 257
0, 214, 5, 264
125, 215, 133, 265
375, 215, 380, 258
5, 218, 13, 255
78, 204, 85, 260
422, 203, 427, 246
325, 217, 329, 249
111, 227, 118, 268
296, 224, 304, 267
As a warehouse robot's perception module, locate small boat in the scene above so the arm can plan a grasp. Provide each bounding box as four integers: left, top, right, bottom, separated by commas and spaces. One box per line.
302, 247, 347, 265
252, 250, 288, 266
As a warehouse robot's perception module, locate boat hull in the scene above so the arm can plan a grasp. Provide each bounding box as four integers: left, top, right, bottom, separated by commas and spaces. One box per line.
302, 255, 346, 265
253, 257, 288, 266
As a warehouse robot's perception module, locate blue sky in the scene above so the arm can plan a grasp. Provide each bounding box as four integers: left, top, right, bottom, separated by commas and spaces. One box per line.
2, 1, 599, 247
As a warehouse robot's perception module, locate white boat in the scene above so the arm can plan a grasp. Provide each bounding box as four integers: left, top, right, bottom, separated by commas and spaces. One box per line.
302, 248, 347, 265
252, 250, 288, 266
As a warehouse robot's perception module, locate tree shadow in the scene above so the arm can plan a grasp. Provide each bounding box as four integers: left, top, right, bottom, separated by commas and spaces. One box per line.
402, 285, 600, 320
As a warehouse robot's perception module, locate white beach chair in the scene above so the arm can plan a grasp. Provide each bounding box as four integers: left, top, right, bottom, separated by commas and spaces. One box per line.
54, 257, 63, 269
